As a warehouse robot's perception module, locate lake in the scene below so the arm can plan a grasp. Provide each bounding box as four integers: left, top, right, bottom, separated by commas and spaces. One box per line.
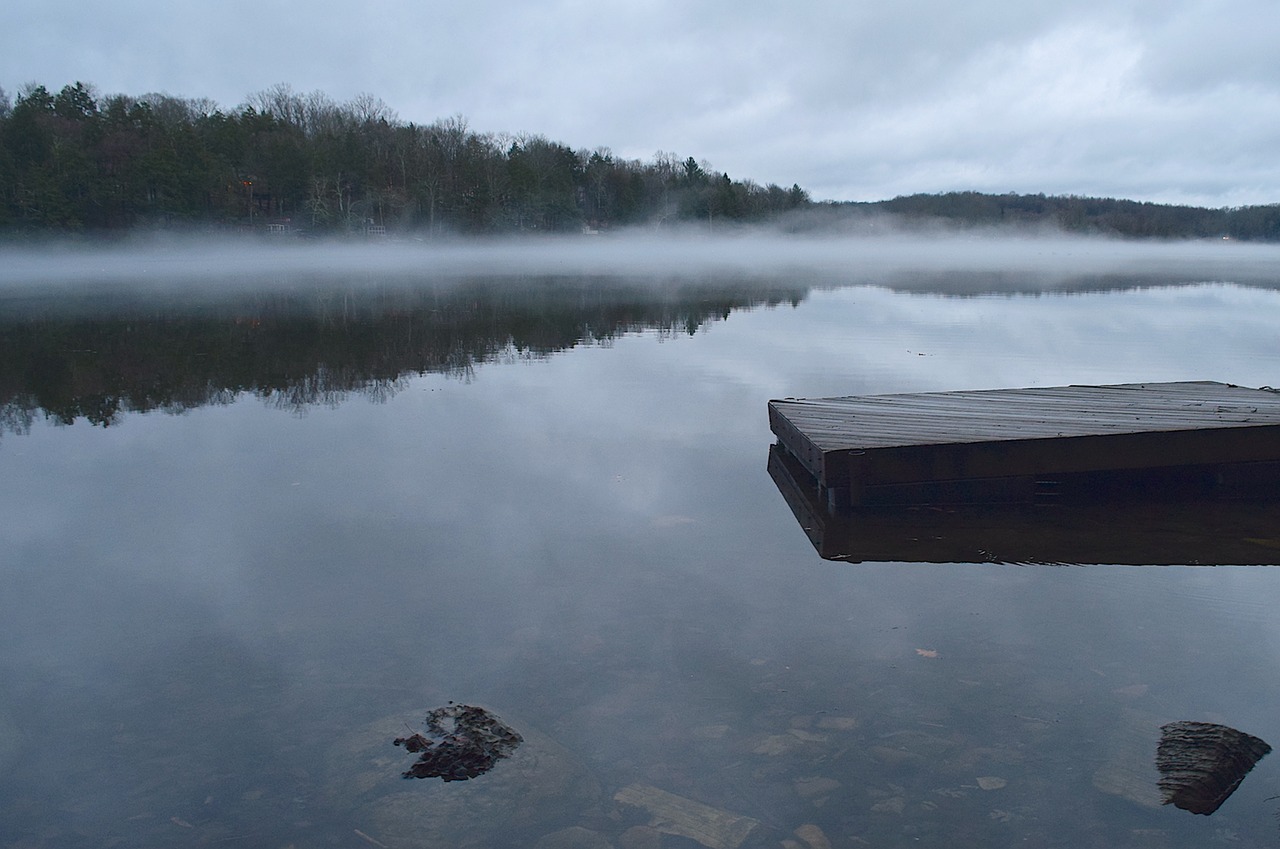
3, 234, 1280, 848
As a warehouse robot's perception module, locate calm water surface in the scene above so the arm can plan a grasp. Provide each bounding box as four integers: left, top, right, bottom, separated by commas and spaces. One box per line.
3, 244, 1280, 848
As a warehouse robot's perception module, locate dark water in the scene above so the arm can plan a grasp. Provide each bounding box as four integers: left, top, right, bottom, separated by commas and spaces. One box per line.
3, 244, 1280, 848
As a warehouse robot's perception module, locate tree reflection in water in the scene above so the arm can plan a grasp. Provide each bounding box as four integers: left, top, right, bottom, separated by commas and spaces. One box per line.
0, 276, 807, 432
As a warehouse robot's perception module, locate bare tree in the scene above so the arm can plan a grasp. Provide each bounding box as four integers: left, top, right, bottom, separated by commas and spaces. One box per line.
138, 92, 203, 126
303, 90, 343, 135
348, 92, 397, 126
185, 97, 220, 120
246, 83, 306, 128
18, 81, 46, 100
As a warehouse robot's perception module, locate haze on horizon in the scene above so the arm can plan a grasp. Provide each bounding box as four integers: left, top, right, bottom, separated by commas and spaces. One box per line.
4, 231, 1280, 297
6, 0, 1280, 209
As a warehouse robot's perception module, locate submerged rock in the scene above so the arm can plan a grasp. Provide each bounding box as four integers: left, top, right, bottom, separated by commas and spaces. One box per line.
1092, 709, 1164, 809
793, 823, 833, 849
814, 715, 859, 732
1157, 721, 1271, 815
535, 825, 614, 849
618, 825, 663, 849
614, 783, 760, 849
327, 707, 602, 848
393, 703, 522, 782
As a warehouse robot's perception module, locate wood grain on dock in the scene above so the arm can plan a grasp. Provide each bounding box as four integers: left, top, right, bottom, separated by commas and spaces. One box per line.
768, 381, 1280, 506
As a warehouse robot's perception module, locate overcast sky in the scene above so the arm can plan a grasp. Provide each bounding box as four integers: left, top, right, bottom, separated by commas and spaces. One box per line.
7, 0, 1280, 206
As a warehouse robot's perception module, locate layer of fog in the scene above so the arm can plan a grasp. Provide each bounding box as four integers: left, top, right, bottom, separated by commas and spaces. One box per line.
3, 228, 1280, 297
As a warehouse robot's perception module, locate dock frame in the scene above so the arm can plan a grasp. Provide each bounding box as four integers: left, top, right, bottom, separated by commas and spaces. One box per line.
768, 382, 1280, 508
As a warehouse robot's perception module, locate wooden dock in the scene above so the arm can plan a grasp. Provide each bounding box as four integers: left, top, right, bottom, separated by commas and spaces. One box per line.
768, 381, 1280, 508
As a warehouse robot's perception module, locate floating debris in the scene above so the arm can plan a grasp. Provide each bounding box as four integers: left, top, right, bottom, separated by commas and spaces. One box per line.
1156, 721, 1271, 815
393, 704, 523, 782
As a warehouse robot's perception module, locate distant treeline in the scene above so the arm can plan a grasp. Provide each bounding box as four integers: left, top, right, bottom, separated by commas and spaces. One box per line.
0, 81, 810, 234
3, 81, 1280, 240
841, 192, 1280, 241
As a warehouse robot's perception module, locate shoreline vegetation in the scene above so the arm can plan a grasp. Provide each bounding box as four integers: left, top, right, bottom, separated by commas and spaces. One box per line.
0, 81, 1278, 241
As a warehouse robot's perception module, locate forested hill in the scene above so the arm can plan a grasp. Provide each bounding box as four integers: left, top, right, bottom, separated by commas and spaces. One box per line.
0, 82, 809, 234
846, 192, 1280, 241
1, 81, 1279, 240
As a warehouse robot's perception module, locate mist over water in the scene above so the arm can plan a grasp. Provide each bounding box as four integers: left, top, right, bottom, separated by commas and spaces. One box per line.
3, 237, 1280, 847
4, 231, 1280, 295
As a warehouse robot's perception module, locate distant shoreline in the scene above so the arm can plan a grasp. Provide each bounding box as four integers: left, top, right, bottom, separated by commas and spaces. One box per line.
3, 82, 1278, 241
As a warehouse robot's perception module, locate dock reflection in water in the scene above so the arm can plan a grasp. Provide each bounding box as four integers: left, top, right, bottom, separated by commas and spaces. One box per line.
768, 443, 1280, 566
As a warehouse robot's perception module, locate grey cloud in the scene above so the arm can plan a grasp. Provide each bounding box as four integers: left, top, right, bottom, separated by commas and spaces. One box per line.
1137, 2, 1280, 94
4, 0, 1280, 205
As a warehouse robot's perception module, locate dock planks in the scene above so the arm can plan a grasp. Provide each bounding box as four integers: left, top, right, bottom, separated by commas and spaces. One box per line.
768, 381, 1280, 507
